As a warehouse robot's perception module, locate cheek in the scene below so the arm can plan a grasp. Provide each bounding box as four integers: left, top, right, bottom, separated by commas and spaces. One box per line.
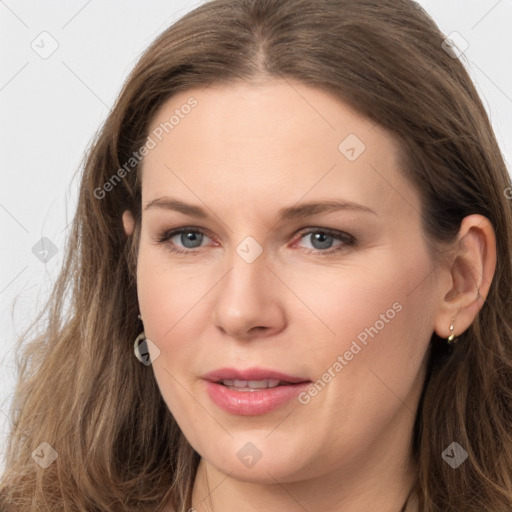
135, 250, 206, 424
293, 254, 433, 398
135, 250, 199, 388
283, 261, 410, 350
136, 246, 211, 338
292, 264, 431, 461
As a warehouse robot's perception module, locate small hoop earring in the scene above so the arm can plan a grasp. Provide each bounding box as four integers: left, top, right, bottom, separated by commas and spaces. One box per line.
447, 318, 456, 344
134, 331, 150, 363
134, 314, 160, 365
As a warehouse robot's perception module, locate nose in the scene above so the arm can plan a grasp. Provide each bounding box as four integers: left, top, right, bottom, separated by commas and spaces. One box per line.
211, 247, 287, 340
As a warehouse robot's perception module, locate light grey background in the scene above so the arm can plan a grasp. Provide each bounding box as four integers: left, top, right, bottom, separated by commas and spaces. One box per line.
1, 0, 511, 472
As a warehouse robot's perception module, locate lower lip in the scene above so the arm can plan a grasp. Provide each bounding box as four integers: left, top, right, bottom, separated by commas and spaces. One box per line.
204, 380, 311, 416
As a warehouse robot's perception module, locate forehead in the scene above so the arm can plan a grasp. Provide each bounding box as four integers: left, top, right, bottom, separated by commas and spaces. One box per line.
140, 79, 420, 221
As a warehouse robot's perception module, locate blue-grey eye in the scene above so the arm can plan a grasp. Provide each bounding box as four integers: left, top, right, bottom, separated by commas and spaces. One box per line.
175, 230, 205, 249
307, 232, 335, 250
295, 228, 355, 254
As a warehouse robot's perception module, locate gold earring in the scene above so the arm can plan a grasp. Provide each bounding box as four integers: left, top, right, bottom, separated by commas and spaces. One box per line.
447, 318, 456, 344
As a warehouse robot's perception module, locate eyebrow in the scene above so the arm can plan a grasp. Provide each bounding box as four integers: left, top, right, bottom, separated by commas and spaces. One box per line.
144, 196, 377, 220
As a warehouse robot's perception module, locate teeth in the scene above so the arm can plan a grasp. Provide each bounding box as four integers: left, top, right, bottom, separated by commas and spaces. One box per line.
220, 379, 281, 389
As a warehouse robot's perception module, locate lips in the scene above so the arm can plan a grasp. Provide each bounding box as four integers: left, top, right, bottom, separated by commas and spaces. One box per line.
202, 367, 312, 416
202, 367, 310, 385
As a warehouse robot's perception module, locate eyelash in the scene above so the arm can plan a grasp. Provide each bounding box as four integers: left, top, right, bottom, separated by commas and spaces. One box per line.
155, 226, 356, 256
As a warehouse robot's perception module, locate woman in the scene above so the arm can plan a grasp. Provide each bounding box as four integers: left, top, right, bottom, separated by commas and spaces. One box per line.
1, 0, 511, 511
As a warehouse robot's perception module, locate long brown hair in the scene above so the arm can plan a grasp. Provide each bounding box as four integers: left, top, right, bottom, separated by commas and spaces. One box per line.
1, 0, 511, 510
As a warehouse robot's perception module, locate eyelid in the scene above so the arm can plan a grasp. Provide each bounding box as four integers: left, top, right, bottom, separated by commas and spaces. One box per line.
294, 227, 355, 243
154, 226, 217, 252
156, 225, 214, 241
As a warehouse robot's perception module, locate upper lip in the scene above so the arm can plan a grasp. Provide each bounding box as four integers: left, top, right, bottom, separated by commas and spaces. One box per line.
202, 367, 311, 384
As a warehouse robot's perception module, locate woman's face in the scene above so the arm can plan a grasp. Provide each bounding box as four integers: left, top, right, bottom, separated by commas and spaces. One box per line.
126, 79, 443, 484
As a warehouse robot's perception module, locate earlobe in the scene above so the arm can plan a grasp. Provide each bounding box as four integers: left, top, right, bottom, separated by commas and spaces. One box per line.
122, 210, 135, 236
434, 214, 497, 339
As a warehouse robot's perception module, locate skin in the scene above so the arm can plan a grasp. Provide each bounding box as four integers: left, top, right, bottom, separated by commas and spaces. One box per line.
122, 79, 496, 512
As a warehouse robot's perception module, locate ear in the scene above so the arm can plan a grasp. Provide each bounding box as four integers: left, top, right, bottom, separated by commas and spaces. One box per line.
434, 214, 497, 339
122, 209, 135, 237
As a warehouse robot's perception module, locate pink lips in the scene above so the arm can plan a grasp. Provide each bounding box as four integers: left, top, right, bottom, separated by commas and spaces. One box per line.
202, 367, 311, 416
202, 367, 309, 384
